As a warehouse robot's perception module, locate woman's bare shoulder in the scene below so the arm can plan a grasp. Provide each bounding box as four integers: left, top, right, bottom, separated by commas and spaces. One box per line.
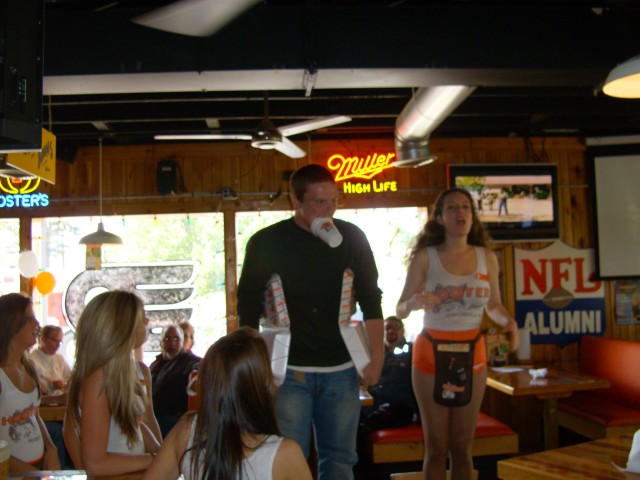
273, 437, 312, 480
484, 247, 499, 264
81, 368, 106, 397
410, 247, 430, 270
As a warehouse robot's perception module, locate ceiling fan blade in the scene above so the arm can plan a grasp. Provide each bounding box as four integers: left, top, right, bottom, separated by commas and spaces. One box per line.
132, 0, 260, 37
273, 137, 306, 158
278, 115, 352, 137
155, 133, 252, 141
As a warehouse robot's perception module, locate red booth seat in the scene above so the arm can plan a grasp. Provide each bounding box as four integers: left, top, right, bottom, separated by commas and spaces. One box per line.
367, 412, 518, 464
559, 336, 640, 439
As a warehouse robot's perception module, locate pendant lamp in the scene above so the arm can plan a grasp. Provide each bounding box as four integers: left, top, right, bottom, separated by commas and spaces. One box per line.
79, 138, 123, 245
603, 55, 640, 98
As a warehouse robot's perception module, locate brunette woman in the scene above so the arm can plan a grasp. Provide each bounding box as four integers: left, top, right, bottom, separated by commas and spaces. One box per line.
143, 327, 311, 480
0, 293, 60, 472
396, 188, 519, 480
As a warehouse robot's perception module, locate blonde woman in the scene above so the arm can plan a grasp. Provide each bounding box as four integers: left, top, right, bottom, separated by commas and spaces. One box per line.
63, 290, 161, 475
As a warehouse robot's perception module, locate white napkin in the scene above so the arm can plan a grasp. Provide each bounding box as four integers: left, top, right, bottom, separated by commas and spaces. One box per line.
529, 368, 548, 379
613, 429, 640, 473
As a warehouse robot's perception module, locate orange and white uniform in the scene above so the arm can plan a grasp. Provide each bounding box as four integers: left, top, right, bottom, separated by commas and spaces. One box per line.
413, 246, 490, 375
0, 368, 44, 465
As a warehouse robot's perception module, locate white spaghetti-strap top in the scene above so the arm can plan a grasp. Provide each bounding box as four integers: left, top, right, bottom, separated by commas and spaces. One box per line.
181, 416, 283, 480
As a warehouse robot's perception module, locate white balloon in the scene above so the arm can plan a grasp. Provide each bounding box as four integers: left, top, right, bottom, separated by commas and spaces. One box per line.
18, 251, 39, 278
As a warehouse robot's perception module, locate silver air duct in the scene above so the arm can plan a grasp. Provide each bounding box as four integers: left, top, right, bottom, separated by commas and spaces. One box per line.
393, 86, 476, 167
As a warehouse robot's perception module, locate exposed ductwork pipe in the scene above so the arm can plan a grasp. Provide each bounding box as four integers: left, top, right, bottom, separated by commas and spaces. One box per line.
393, 86, 476, 167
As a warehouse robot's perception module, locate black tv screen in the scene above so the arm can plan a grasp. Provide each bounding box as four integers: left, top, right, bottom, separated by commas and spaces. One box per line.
447, 163, 560, 241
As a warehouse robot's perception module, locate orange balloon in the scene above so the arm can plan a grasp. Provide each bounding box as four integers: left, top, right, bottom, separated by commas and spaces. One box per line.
35, 271, 56, 295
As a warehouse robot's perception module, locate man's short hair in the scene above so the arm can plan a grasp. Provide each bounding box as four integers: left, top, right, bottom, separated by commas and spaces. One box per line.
290, 164, 335, 202
40, 325, 62, 339
163, 324, 184, 340
384, 316, 403, 329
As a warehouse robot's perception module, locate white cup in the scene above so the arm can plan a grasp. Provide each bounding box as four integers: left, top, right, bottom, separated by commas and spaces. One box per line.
516, 328, 531, 362
310, 217, 343, 248
0, 440, 9, 480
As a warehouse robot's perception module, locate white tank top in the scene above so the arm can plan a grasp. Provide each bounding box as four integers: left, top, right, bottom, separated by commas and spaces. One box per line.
181, 417, 283, 480
424, 246, 490, 331
0, 367, 44, 464
79, 362, 145, 455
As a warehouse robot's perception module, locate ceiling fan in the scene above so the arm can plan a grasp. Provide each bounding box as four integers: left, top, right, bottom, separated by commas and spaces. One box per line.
132, 0, 261, 37
155, 95, 352, 159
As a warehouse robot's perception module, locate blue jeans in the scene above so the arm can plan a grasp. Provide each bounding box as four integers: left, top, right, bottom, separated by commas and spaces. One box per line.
276, 367, 360, 480
45, 421, 72, 469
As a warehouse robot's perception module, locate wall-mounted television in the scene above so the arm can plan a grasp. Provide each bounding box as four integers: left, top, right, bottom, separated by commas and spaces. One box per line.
447, 163, 559, 241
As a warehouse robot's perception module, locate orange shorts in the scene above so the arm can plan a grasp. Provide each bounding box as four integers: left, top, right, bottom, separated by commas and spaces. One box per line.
413, 328, 487, 376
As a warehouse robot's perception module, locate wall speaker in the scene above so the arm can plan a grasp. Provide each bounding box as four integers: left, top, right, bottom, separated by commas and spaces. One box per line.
156, 159, 179, 195
56, 140, 78, 164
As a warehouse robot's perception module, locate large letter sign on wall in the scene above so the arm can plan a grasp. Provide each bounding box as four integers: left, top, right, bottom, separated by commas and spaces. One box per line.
63, 261, 198, 351
514, 241, 605, 346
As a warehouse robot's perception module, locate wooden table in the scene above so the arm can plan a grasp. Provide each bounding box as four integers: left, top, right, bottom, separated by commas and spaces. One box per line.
486, 366, 610, 449
359, 388, 374, 407
498, 433, 640, 479
9, 470, 145, 479
39, 404, 66, 422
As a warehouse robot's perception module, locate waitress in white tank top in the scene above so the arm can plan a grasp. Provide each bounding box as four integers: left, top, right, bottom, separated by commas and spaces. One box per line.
396, 188, 519, 480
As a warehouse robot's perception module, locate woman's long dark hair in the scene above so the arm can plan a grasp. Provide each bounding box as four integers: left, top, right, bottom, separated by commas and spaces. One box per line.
0, 293, 41, 394
184, 327, 280, 480
409, 187, 492, 261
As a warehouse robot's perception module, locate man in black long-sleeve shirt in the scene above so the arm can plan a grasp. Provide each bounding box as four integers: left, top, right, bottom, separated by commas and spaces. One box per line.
237, 164, 384, 480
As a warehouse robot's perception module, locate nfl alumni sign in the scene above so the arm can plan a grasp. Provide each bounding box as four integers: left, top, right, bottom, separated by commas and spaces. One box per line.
514, 241, 605, 346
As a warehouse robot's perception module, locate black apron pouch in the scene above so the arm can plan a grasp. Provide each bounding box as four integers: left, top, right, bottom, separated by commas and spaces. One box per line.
421, 331, 482, 407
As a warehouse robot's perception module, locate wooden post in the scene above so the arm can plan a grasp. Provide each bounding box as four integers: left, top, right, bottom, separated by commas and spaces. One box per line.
223, 209, 238, 333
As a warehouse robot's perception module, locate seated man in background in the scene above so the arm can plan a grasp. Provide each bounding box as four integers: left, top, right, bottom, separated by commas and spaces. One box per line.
150, 324, 201, 437
360, 316, 418, 433
28, 325, 72, 469
29, 325, 71, 395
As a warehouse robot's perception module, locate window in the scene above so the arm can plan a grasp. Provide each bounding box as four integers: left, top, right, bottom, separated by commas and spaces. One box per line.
0, 219, 20, 295
33, 213, 225, 365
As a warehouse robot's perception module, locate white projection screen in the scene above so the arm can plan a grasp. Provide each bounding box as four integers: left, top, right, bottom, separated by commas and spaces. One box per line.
593, 155, 640, 278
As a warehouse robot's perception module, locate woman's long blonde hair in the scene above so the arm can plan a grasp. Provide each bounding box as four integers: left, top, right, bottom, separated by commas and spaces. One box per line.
66, 290, 146, 446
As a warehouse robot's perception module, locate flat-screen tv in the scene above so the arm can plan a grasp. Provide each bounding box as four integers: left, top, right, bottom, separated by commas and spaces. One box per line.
447, 163, 559, 241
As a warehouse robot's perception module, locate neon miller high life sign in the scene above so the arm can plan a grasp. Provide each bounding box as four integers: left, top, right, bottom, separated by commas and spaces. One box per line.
326, 152, 398, 194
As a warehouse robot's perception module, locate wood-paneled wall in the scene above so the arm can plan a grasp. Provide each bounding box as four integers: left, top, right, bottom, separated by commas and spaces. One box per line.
5, 136, 637, 353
